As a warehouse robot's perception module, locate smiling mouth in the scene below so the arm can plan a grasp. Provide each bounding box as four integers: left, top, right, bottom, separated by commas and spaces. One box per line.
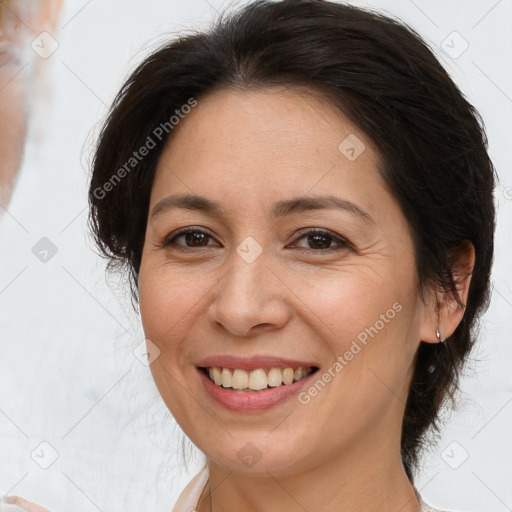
199, 366, 319, 392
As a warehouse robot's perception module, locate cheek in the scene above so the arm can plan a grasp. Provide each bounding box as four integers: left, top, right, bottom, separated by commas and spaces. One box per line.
138, 260, 215, 347
137, 261, 215, 418
291, 264, 403, 339
292, 263, 419, 386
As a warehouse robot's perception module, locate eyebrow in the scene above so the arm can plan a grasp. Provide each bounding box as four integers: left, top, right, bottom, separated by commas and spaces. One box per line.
151, 193, 374, 223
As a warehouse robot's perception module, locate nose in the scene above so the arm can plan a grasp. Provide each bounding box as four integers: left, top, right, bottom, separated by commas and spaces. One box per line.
207, 249, 291, 337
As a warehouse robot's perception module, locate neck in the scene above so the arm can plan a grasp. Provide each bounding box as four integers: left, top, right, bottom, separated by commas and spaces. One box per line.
196, 434, 421, 512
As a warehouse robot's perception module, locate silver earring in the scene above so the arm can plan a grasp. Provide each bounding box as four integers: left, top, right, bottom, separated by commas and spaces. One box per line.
435, 328, 444, 343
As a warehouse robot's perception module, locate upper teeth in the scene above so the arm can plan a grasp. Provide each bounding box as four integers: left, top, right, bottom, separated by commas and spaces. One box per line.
207, 366, 313, 390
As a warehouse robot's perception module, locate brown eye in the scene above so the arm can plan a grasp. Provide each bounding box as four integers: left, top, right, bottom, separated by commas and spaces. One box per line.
306, 233, 332, 250
162, 228, 218, 249
182, 231, 209, 247
290, 229, 350, 252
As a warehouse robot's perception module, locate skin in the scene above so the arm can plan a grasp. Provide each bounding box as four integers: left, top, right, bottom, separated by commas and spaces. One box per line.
138, 86, 474, 512
2, 497, 50, 512
4, 87, 474, 512
0, 0, 63, 207
2, 4, 62, 510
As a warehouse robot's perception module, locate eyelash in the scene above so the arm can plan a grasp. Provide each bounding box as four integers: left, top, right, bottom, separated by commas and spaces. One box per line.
160, 227, 352, 253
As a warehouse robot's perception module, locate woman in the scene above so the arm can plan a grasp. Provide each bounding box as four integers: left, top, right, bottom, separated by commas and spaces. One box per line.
4, 0, 496, 510
0, 0, 63, 206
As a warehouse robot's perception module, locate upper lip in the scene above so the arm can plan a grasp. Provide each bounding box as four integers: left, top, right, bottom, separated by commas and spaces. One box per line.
196, 355, 319, 371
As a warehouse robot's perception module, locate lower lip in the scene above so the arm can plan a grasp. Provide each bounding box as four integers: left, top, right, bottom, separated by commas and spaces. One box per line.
197, 367, 317, 412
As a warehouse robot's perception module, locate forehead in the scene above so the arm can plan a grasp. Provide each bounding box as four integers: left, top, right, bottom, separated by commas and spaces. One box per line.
150, 86, 388, 219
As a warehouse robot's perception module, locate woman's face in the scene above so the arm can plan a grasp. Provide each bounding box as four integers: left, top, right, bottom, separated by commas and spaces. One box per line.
138, 87, 435, 476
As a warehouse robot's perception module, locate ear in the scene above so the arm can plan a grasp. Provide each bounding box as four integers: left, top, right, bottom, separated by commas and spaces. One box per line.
419, 241, 475, 344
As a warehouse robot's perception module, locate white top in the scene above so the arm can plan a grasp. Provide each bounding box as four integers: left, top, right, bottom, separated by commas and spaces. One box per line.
171, 466, 446, 512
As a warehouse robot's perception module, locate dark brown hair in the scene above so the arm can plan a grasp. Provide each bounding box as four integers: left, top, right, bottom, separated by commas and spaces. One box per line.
88, 0, 496, 480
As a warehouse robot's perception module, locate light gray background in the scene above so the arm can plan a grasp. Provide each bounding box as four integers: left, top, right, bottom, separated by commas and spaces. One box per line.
1, 0, 511, 511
